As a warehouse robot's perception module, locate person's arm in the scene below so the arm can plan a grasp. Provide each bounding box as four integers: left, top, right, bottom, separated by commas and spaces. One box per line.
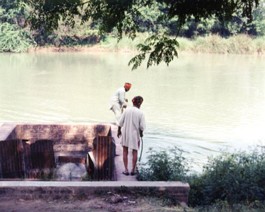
117, 111, 125, 138
139, 113, 146, 137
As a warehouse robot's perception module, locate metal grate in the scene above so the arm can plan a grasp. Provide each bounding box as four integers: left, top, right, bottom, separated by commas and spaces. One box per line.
30, 140, 55, 169
88, 136, 116, 180
0, 139, 31, 178
0, 139, 56, 179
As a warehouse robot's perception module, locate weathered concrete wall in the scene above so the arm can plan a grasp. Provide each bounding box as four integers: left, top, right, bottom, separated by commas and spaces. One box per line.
0, 124, 190, 203
5, 124, 112, 155
0, 181, 190, 205
0, 123, 113, 179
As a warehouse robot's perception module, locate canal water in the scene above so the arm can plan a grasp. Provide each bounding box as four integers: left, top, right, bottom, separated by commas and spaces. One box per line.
1, 52, 265, 171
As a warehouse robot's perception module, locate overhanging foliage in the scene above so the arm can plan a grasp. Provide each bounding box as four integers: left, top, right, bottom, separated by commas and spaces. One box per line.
16, 0, 261, 69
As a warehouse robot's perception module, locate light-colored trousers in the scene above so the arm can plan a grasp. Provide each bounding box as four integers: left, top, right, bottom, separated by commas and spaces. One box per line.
110, 104, 122, 125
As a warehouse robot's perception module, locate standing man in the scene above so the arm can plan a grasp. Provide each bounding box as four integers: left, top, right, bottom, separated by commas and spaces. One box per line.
109, 82, 132, 124
117, 96, 146, 176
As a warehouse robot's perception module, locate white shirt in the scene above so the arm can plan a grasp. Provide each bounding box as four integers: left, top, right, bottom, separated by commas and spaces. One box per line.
109, 87, 126, 109
118, 106, 146, 150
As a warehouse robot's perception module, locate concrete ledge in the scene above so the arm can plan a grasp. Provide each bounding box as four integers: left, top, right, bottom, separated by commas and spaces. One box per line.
0, 123, 16, 140
0, 181, 190, 204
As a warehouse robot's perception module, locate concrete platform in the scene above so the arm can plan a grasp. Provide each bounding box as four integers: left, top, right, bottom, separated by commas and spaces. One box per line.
0, 123, 190, 204
0, 181, 190, 204
0, 123, 16, 140
111, 124, 137, 181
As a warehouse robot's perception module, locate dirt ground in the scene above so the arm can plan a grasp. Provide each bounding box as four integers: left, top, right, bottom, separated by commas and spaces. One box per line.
0, 193, 191, 212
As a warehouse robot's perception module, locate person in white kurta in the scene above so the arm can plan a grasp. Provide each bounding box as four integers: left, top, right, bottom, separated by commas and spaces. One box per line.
109, 83, 132, 124
117, 96, 146, 176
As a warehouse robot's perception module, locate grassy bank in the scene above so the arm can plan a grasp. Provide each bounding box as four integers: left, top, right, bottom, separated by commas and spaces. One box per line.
26, 34, 265, 56
104, 34, 265, 55
177, 34, 265, 54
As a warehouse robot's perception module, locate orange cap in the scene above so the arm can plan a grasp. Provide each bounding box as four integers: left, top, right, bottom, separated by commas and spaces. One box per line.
124, 82, 132, 90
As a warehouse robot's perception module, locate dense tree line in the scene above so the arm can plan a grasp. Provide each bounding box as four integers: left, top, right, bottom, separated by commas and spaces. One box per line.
1, 0, 265, 68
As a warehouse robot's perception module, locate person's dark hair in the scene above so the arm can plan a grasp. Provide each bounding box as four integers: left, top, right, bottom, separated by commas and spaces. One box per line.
132, 96, 143, 107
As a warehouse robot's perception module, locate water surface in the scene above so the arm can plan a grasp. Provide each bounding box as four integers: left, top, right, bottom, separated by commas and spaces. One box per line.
1, 52, 265, 170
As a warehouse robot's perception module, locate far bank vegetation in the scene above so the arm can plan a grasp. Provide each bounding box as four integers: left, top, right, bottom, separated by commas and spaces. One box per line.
1, 1, 265, 55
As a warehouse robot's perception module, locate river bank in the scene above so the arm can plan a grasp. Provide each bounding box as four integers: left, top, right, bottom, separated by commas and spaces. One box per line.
26, 34, 265, 56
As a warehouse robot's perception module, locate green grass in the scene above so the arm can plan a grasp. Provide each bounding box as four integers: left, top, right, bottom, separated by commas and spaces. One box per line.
95, 34, 265, 55
177, 34, 265, 54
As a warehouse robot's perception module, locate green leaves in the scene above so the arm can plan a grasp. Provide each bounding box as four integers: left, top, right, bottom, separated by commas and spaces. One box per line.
27, 0, 82, 33
129, 34, 179, 70
189, 146, 265, 206
137, 146, 189, 181
0, 22, 36, 52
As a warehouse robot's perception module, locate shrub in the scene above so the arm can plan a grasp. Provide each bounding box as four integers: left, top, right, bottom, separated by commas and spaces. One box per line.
226, 34, 255, 54
194, 200, 265, 212
254, 36, 265, 53
0, 22, 36, 52
193, 34, 228, 53
188, 146, 265, 206
177, 37, 193, 51
137, 146, 189, 181
135, 144, 265, 208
